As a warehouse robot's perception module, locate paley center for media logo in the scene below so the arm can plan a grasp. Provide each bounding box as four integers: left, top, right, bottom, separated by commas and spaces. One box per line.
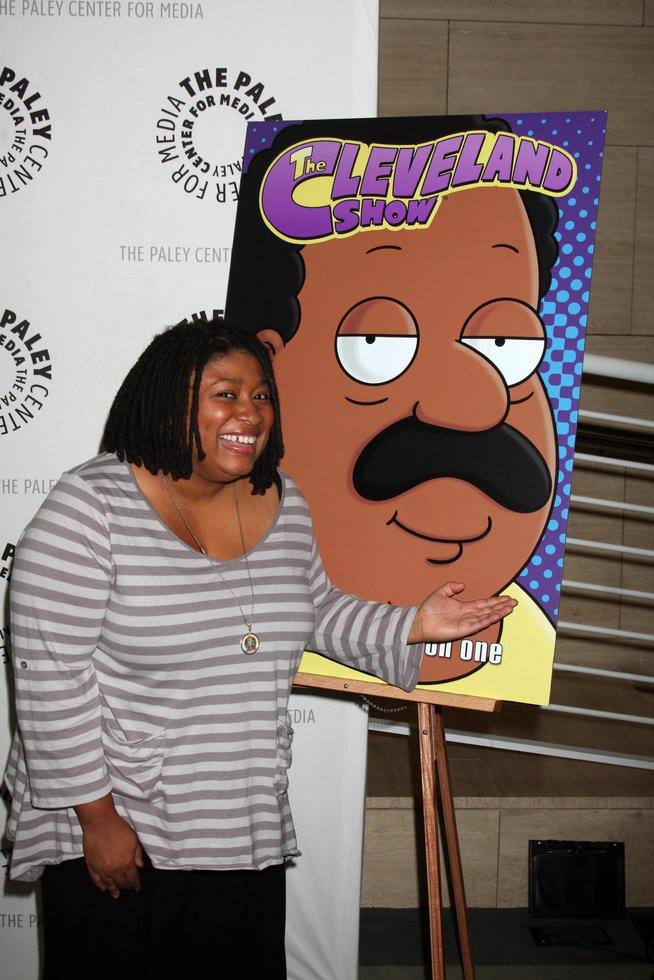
0, 308, 52, 435
155, 66, 282, 205
0, 66, 51, 198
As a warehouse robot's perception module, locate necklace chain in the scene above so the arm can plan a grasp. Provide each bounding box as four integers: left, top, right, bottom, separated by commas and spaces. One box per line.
160, 475, 259, 654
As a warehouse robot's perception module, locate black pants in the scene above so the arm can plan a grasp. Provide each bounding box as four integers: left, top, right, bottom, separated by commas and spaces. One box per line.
41, 853, 287, 980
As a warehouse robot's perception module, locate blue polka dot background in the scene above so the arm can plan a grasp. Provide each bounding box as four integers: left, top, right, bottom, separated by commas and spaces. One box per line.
242, 111, 607, 626
502, 111, 606, 624
245, 120, 299, 161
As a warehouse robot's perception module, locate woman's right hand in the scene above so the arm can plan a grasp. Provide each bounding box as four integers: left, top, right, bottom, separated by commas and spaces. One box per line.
74, 794, 144, 899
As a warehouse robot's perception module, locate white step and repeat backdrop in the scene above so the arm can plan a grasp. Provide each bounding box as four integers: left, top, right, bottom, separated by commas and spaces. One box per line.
0, 3, 377, 977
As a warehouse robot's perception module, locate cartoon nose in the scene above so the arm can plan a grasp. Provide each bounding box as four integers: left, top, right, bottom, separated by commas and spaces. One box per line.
412, 342, 508, 431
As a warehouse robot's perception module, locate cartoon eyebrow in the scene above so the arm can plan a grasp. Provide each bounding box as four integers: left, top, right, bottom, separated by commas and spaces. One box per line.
492, 243, 520, 253
366, 245, 402, 255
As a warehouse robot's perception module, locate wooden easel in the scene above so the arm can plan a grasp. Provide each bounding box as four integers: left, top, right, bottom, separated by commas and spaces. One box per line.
294, 671, 498, 979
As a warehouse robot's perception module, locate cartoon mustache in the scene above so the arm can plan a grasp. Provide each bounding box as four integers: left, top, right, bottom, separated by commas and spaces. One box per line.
352, 415, 553, 513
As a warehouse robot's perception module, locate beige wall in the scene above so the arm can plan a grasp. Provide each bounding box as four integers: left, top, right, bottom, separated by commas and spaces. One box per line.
377, 3, 653, 753
378, 0, 653, 350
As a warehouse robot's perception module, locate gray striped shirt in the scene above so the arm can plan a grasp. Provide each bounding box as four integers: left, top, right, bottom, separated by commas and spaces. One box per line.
4, 454, 420, 882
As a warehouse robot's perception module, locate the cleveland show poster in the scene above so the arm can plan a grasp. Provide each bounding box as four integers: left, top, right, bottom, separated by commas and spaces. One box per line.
226, 112, 607, 706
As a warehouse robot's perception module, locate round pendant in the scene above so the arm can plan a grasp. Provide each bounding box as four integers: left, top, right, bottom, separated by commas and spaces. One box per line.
241, 632, 260, 655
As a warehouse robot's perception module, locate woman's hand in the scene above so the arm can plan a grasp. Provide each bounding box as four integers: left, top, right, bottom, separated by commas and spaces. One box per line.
74, 794, 143, 899
407, 581, 517, 645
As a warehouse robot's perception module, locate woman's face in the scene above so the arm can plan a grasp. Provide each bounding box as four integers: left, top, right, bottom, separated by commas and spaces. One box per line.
192, 350, 275, 484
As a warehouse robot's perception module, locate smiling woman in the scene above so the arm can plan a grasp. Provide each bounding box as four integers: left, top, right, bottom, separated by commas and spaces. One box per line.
3, 317, 515, 980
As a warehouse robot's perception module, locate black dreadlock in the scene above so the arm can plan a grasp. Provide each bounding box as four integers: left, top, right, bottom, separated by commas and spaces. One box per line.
102, 318, 284, 495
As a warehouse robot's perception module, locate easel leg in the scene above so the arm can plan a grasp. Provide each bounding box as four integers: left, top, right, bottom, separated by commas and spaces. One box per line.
418, 701, 445, 979
433, 707, 475, 980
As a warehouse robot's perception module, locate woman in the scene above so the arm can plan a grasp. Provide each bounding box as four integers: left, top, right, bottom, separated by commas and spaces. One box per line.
5, 319, 515, 979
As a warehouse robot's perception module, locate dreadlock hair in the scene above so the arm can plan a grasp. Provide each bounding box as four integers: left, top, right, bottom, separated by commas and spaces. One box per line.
102, 317, 284, 495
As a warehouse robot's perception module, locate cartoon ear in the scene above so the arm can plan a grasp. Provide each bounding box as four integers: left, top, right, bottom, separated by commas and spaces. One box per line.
257, 329, 285, 358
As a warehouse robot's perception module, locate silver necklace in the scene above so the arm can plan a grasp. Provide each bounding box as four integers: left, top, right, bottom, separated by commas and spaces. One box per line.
160, 475, 260, 656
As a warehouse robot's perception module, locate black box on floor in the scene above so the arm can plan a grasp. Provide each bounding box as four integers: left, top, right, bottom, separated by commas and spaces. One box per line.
529, 839, 625, 918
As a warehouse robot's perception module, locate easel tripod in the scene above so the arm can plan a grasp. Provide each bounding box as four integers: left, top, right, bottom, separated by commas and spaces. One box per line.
418, 700, 476, 979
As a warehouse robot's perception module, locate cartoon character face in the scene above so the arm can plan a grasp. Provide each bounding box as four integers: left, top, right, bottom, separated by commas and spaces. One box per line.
260, 186, 557, 682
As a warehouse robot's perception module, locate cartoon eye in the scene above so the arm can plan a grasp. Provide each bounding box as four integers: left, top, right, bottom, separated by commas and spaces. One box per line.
335, 297, 419, 386
336, 335, 418, 385
460, 337, 545, 387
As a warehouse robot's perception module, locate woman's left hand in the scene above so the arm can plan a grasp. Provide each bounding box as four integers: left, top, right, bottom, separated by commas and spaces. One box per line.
407, 581, 517, 645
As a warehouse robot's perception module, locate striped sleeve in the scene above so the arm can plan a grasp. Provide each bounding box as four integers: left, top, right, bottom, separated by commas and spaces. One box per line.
10, 473, 113, 808
307, 535, 423, 692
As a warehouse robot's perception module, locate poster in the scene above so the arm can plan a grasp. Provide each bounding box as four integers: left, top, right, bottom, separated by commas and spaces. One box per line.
226, 111, 607, 706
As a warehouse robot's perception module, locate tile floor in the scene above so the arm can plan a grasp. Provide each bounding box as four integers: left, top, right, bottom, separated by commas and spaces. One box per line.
359, 908, 654, 980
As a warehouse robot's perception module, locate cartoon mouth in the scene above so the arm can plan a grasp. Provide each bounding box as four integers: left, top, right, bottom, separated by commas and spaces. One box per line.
386, 512, 493, 565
